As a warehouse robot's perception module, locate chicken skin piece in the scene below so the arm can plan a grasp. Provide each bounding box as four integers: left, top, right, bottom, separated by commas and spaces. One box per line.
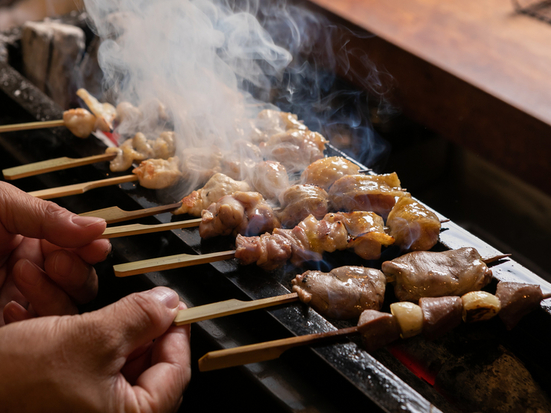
76, 88, 117, 132
277, 184, 329, 228
249, 160, 290, 204
325, 211, 394, 260
386, 195, 441, 252
329, 173, 405, 219
62, 108, 97, 138
105, 131, 176, 172
174, 173, 251, 216
132, 156, 181, 189
382, 247, 493, 302
199, 191, 280, 239
300, 156, 361, 191
291, 266, 386, 319
260, 129, 327, 173
249, 109, 308, 143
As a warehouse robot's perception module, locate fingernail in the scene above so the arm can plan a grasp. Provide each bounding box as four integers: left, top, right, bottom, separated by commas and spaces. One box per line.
53, 250, 75, 277
71, 215, 106, 228
18, 260, 41, 286
146, 287, 179, 309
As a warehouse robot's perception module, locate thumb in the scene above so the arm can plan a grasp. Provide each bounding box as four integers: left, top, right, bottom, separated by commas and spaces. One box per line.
89, 287, 181, 358
0, 182, 105, 248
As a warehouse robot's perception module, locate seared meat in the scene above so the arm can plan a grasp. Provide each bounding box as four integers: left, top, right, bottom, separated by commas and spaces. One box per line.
300, 156, 360, 191
260, 129, 327, 173
419, 296, 463, 340
382, 247, 492, 302
220, 140, 263, 181
199, 191, 280, 239
249, 160, 290, 204
291, 266, 386, 319
277, 184, 329, 228
325, 211, 394, 260
386, 195, 441, 252
249, 109, 307, 143
106, 131, 176, 172
76, 88, 117, 132
358, 310, 401, 353
495, 282, 544, 330
329, 173, 405, 219
132, 156, 181, 189
63, 108, 96, 138
174, 173, 251, 216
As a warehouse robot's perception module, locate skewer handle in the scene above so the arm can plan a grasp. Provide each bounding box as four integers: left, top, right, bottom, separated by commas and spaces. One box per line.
102, 218, 202, 238
113, 250, 236, 277
28, 175, 139, 199
0, 119, 65, 133
198, 325, 359, 371
79, 202, 183, 224
174, 292, 299, 325
2, 153, 117, 180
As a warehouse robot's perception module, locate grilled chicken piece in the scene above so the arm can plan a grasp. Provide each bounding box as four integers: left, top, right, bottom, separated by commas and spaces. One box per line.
291, 266, 386, 319
329, 173, 405, 219
199, 191, 280, 239
76, 88, 117, 132
325, 211, 394, 260
419, 296, 463, 340
277, 184, 329, 228
249, 109, 308, 143
260, 129, 327, 173
115, 101, 142, 124
132, 156, 181, 189
300, 156, 360, 191
105, 131, 176, 172
62, 108, 97, 138
220, 140, 263, 180
358, 310, 402, 353
382, 247, 493, 302
386, 195, 441, 252
174, 173, 251, 216
495, 282, 544, 330
249, 160, 290, 204
235, 214, 349, 270
179, 145, 222, 185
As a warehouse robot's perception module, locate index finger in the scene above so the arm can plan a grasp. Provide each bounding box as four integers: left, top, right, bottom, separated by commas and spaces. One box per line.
0, 182, 106, 248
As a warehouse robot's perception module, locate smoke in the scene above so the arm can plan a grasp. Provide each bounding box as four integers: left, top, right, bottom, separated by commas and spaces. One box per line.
82, 0, 394, 192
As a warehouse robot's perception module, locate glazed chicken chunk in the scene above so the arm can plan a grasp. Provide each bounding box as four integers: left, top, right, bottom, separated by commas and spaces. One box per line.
300, 156, 361, 191
382, 247, 493, 302
76, 88, 117, 132
105, 131, 176, 172
199, 191, 280, 239
386, 195, 441, 252
62, 108, 97, 138
277, 184, 329, 228
329, 173, 405, 219
249, 160, 290, 204
249, 109, 308, 143
174, 173, 251, 216
291, 266, 386, 319
260, 129, 327, 173
132, 156, 181, 189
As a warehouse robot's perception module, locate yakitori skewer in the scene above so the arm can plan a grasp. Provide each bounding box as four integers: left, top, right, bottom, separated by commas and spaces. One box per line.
198, 282, 551, 372
174, 293, 299, 325
28, 174, 138, 200
102, 218, 202, 238
0, 119, 65, 133
2, 153, 117, 180
79, 202, 183, 224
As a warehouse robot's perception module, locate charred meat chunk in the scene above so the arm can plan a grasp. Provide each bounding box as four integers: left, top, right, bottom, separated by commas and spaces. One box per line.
300, 156, 360, 191
496, 282, 544, 330
419, 296, 463, 340
357, 310, 402, 353
382, 247, 492, 302
291, 266, 386, 319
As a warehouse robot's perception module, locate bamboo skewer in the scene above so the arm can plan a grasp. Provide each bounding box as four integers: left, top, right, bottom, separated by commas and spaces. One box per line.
2, 153, 117, 180
113, 250, 236, 277
79, 202, 183, 224
0, 119, 65, 133
174, 293, 299, 325
102, 218, 202, 238
28, 174, 139, 200
198, 325, 359, 372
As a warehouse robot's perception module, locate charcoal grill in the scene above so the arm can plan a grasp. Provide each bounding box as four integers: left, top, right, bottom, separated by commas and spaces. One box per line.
1, 11, 551, 413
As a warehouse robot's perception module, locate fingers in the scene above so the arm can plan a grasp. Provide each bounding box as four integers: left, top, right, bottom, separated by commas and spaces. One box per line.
2, 301, 32, 324
0, 181, 106, 248
12, 259, 79, 317
41, 238, 112, 266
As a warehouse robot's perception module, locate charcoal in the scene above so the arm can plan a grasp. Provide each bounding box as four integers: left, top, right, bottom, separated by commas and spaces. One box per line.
21, 21, 53, 92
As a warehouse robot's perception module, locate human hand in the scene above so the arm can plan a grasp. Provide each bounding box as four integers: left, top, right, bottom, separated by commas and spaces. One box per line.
0, 286, 192, 413
0, 181, 111, 325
